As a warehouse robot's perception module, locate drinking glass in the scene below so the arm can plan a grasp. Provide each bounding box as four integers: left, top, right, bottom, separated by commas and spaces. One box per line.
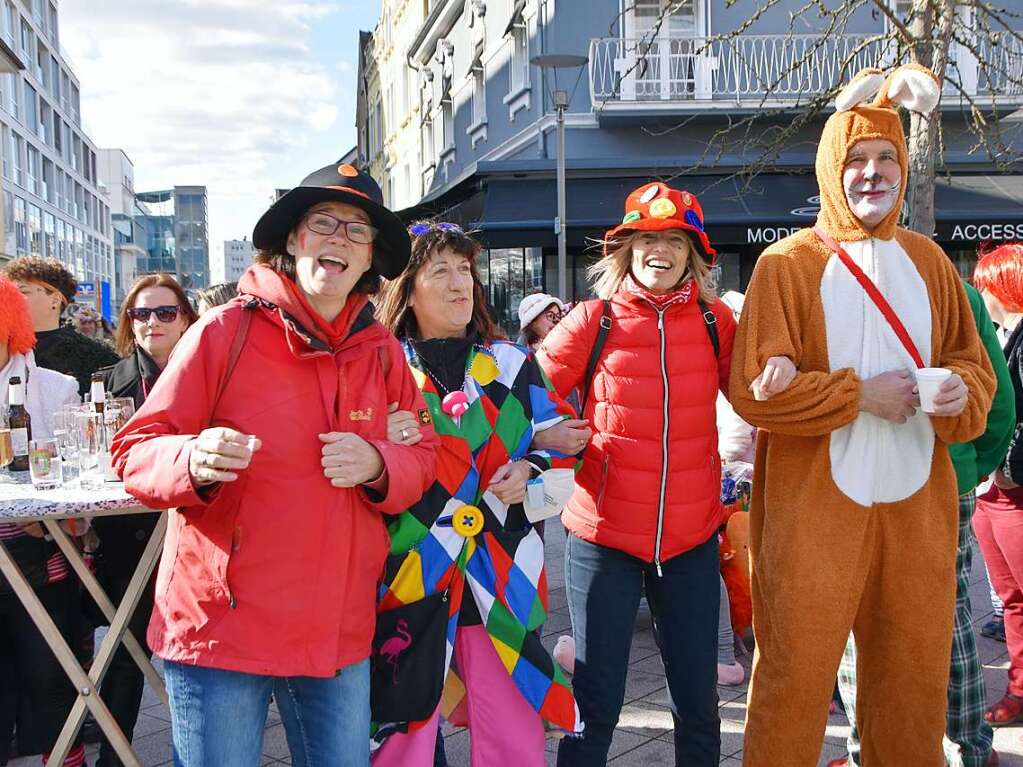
76, 411, 104, 490
52, 411, 80, 483
29, 437, 62, 490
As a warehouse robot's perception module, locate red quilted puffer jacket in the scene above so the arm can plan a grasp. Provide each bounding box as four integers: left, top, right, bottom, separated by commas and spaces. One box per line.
538, 276, 735, 569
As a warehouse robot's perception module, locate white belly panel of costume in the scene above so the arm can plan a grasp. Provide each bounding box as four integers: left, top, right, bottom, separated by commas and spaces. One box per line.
820, 238, 935, 507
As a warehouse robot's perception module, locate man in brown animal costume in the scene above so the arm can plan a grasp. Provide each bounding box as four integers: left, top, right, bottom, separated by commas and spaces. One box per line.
730, 64, 997, 765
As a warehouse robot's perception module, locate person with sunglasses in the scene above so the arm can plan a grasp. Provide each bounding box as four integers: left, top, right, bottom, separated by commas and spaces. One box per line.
86, 273, 199, 767
111, 162, 437, 766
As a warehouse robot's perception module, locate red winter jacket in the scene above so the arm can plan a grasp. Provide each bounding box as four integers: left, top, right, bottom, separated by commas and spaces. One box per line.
538, 277, 735, 567
111, 265, 437, 678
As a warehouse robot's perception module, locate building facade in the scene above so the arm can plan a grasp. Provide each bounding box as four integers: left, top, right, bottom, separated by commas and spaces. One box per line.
216, 237, 254, 284
0, 0, 114, 315
97, 147, 145, 313
135, 185, 210, 291
358, 0, 1023, 333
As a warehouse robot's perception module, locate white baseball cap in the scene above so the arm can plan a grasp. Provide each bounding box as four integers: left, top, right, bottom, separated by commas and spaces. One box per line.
518, 293, 566, 330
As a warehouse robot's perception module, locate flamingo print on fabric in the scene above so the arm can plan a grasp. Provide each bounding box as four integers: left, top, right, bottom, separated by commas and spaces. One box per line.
376, 619, 413, 684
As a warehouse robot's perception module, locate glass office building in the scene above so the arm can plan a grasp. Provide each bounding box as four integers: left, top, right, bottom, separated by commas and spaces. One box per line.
136, 186, 209, 290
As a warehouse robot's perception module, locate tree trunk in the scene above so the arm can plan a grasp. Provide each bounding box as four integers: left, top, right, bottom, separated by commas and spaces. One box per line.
905, 0, 954, 236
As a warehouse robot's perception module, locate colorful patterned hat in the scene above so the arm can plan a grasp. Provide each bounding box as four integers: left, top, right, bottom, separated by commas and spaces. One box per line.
605, 182, 716, 263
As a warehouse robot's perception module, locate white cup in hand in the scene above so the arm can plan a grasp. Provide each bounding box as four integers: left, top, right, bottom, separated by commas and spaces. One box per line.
915, 367, 952, 413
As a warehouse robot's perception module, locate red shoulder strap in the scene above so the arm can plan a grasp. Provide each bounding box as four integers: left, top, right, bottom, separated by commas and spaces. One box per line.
813, 225, 925, 370
210, 303, 254, 423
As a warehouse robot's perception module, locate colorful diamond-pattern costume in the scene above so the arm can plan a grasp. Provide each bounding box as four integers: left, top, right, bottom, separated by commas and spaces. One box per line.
372, 340, 582, 747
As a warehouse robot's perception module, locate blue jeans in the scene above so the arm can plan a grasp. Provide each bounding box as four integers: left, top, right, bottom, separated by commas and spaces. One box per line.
163, 659, 370, 767
557, 533, 720, 767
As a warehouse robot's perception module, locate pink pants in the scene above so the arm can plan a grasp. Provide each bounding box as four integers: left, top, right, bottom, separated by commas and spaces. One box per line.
974, 485, 1023, 696
372, 624, 545, 767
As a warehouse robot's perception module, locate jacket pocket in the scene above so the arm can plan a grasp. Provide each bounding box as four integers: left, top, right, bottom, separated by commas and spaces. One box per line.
595, 456, 611, 514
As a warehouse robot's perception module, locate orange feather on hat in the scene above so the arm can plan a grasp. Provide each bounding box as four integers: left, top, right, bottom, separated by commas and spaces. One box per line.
0, 275, 36, 356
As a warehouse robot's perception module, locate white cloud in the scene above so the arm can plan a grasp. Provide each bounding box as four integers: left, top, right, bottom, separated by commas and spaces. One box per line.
59, 0, 351, 270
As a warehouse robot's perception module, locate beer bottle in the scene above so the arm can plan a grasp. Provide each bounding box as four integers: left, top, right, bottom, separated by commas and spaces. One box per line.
7, 376, 31, 471
90, 371, 105, 416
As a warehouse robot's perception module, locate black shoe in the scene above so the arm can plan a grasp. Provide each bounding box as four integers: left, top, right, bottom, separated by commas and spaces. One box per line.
981, 617, 1007, 643
81, 713, 103, 744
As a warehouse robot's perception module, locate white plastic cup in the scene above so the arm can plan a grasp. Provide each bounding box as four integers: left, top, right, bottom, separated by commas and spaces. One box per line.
916, 367, 952, 413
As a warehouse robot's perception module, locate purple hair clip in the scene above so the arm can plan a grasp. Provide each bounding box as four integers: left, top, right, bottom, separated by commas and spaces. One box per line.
408, 221, 463, 236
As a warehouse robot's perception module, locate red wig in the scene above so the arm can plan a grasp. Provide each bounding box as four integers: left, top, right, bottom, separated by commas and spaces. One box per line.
0, 275, 35, 356
974, 243, 1023, 313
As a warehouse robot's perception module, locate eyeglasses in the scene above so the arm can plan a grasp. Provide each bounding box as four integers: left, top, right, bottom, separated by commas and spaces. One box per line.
127, 305, 181, 323
408, 222, 463, 237
304, 212, 378, 244
542, 308, 563, 324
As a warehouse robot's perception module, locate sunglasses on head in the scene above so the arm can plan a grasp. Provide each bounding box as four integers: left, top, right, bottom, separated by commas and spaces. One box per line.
127, 305, 181, 323
408, 222, 463, 237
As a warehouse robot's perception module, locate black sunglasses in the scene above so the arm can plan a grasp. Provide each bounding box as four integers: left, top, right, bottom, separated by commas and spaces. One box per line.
127, 305, 181, 323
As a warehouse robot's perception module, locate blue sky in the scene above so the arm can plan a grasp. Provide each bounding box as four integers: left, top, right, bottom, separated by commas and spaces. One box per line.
60, 1, 383, 261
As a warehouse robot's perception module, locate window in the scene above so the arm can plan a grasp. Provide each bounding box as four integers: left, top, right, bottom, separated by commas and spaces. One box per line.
53, 114, 61, 153
2, 2, 13, 44
54, 167, 62, 208
36, 44, 48, 90
0, 72, 15, 117
70, 82, 79, 124
43, 211, 53, 257
20, 17, 32, 59
440, 88, 453, 153
71, 132, 79, 172
26, 144, 39, 196
27, 202, 40, 256
42, 156, 52, 203
0, 124, 9, 180
23, 82, 37, 134
40, 101, 50, 144
47, 2, 56, 44
12, 134, 22, 187
13, 195, 25, 254
50, 55, 59, 100
509, 19, 529, 94
470, 61, 486, 127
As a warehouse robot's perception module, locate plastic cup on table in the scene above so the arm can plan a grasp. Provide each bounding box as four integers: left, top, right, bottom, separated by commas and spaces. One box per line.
915, 367, 952, 413
29, 437, 62, 490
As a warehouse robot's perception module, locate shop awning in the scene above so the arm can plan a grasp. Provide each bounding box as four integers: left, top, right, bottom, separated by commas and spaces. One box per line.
473, 174, 821, 247
468, 173, 1023, 248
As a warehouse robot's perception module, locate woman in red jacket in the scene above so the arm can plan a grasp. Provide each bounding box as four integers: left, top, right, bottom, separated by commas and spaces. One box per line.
110, 163, 438, 767
539, 183, 760, 766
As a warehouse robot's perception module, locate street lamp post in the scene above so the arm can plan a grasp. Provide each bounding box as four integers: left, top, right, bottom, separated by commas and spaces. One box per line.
531, 53, 587, 303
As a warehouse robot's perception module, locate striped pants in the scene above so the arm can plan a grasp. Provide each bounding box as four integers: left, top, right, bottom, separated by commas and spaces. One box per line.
837, 491, 993, 767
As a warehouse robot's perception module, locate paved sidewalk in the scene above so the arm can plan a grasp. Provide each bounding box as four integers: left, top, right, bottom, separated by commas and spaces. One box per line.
11, 517, 1023, 766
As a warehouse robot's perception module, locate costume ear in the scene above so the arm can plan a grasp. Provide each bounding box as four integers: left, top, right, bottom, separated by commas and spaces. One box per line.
835, 68, 885, 112
876, 63, 940, 114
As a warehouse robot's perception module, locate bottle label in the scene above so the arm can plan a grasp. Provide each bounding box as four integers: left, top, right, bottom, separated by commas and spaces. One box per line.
11, 427, 27, 456
8, 384, 24, 406
90, 381, 106, 405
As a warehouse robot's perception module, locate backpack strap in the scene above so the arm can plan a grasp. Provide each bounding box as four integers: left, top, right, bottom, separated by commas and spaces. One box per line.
581, 300, 612, 413
697, 298, 720, 359
210, 300, 255, 423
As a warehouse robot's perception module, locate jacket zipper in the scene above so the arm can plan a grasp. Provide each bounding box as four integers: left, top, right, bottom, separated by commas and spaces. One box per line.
654, 306, 670, 577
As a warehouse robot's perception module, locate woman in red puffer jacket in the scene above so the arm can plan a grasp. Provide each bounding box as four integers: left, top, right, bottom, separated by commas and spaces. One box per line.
538, 182, 790, 767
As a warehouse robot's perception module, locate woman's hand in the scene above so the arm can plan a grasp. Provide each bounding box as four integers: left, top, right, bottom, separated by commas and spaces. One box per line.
532, 419, 592, 455
189, 428, 260, 487
387, 402, 422, 446
488, 461, 533, 505
750, 356, 797, 401
319, 432, 385, 488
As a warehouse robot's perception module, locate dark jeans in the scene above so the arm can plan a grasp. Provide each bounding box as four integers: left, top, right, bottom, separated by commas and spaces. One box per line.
0, 578, 82, 759
557, 533, 720, 767
95, 574, 155, 767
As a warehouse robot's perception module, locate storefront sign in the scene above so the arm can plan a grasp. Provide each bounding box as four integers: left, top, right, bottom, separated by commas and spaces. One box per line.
946, 223, 1023, 242
747, 226, 804, 244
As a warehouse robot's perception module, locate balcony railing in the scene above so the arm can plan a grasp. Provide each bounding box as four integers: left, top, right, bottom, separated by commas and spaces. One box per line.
589, 33, 1023, 109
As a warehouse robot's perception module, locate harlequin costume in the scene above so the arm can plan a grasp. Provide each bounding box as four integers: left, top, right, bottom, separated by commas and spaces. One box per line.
370, 337, 581, 763
729, 64, 997, 765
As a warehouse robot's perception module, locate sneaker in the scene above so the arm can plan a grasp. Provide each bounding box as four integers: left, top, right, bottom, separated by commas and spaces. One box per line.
553, 635, 575, 674
981, 618, 1007, 643
717, 661, 745, 686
